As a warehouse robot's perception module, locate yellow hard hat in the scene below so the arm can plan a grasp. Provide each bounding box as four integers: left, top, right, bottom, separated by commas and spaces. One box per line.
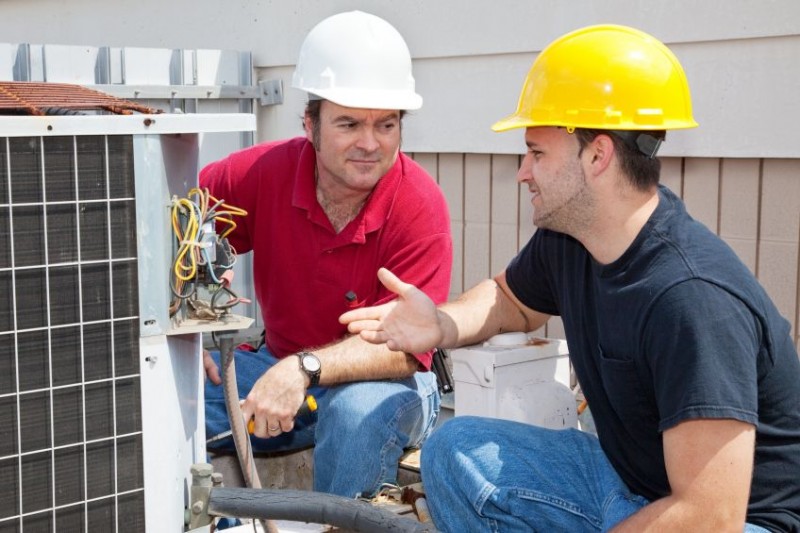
492, 24, 698, 132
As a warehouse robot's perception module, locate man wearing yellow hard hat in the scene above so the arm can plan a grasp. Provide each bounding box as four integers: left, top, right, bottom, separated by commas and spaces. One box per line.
341, 25, 800, 531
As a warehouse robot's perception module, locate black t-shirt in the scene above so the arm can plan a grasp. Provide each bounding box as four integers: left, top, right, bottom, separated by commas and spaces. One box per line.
506, 186, 800, 531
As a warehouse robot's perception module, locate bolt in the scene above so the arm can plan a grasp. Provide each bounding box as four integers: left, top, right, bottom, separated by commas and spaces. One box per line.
191, 463, 213, 477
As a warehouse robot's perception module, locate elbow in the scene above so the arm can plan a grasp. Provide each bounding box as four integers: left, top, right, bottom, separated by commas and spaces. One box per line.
402, 353, 423, 377
706, 518, 746, 533
713, 510, 748, 533
689, 503, 747, 533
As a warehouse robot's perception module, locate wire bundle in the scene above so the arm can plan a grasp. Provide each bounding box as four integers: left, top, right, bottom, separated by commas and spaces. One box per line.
169, 187, 248, 318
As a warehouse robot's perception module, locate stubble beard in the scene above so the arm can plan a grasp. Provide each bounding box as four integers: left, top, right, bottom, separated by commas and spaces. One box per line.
533, 163, 594, 237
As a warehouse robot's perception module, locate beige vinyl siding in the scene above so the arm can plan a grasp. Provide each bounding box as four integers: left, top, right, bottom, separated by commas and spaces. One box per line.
413, 153, 800, 352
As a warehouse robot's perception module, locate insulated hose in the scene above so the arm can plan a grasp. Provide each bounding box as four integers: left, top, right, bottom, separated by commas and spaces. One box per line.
218, 333, 279, 533
216, 336, 436, 531
208, 487, 439, 532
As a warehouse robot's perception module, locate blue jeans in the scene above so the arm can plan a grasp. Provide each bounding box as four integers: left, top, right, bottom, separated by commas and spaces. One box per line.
421, 417, 769, 532
205, 345, 440, 498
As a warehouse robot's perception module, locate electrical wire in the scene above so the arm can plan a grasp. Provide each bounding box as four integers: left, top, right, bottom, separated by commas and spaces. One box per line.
168, 187, 247, 318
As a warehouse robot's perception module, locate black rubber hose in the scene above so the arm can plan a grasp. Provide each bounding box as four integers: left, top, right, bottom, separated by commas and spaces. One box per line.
208, 487, 439, 532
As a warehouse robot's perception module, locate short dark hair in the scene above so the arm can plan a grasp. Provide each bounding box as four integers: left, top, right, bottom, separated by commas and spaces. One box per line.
302, 99, 406, 149
573, 129, 665, 191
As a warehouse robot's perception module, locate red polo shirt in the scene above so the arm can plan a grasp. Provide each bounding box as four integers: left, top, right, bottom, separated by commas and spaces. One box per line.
199, 137, 452, 369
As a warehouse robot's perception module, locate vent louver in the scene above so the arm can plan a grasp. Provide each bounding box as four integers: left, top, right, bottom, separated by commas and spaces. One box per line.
0, 133, 144, 531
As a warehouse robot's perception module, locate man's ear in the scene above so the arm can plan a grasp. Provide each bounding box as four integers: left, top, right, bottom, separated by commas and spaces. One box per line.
587, 133, 615, 175
303, 114, 314, 142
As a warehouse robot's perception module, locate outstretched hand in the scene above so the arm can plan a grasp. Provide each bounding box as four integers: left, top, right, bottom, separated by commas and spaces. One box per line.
339, 267, 443, 354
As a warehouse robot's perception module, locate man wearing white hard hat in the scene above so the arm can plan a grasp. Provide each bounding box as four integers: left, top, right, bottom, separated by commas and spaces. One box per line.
201, 11, 452, 498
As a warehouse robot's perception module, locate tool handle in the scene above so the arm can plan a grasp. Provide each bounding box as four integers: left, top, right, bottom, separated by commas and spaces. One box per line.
246, 395, 318, 434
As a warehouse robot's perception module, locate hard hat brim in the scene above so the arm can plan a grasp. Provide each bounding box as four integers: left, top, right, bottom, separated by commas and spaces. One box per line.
491, 113, 536, 132
492, 112, 699, 133
303, 87, 423, 111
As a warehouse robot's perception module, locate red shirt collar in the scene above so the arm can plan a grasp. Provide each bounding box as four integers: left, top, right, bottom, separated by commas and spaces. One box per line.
291, 140, 404, 245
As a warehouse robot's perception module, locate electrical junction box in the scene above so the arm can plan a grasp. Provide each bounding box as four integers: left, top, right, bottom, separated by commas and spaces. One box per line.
451, 332, 578, 430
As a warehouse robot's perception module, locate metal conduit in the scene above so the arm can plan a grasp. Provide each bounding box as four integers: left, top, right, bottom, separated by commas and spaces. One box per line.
218, 333, 279, 533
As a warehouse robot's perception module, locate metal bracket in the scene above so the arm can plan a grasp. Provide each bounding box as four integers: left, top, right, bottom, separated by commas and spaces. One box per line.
89, 84, 261, 100
258, 79, 284, 106
186, 463, 214, 529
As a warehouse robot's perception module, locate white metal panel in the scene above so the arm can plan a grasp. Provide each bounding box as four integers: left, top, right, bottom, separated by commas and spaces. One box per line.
196, 49, 242, 86
181, 49, 195, 86
139, 334, 205, 533
666, 37, 800, 159
0, 44, 16, 79
28, 44, 45, 81
255, 65, 306, 143
108, 47, 124, 84
3, 0, 796, 65
122, 47, 174, 85
0, 114, 255, 138
41, 45, 99, 83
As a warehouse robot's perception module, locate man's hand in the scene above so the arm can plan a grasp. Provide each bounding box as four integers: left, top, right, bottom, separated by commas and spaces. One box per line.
240, 356, 307, 438
339, 267, 443, 354
203, 349, 221, 385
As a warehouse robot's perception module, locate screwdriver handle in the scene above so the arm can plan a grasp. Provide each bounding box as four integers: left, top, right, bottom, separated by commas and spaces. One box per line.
297, 394, 318, 418
246, 394, 318, 434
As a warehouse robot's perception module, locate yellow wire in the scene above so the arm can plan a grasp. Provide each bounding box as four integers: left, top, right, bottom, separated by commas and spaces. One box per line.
170, 187, 248, 295
172, 197, 200, 282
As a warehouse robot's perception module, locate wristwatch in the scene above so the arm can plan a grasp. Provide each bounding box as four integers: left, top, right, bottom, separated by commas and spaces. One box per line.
298, 351, 321, 387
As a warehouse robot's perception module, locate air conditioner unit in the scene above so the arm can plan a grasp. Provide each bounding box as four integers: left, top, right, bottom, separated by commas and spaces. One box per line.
0, 113, 255, 532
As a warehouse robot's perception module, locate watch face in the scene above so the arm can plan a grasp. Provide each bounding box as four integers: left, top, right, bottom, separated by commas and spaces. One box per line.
302, 354, 321, 372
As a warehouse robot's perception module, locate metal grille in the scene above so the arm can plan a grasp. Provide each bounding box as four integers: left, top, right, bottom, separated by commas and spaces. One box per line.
0, 82, 160, 116
0, 134, 143, 532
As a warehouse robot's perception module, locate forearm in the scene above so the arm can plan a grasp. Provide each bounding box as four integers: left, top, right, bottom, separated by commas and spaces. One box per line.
244, 329, 417, 437
437, 277, 534, 349
614, 419, 754, 532
611, 496, 744, 532
314, 334, 418, 385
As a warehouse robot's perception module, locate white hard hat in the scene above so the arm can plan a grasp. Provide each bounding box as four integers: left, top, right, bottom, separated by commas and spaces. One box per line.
291, 10, 423, 110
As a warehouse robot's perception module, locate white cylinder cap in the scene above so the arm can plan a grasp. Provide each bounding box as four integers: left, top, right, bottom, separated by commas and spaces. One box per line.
484, 332, 529, 347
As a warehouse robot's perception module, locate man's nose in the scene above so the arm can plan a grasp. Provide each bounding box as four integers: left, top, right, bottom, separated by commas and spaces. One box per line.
356, 128, 380, 152
517, 152, 534, 184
